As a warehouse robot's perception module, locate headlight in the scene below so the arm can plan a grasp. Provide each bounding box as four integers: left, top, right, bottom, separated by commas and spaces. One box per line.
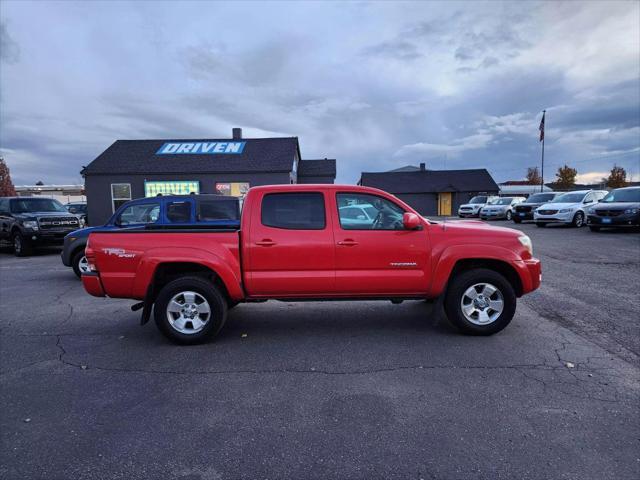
558, 208, 572, 213
518, 235, 533, 255
624, 208, 638, 214
22, 220, 38, 230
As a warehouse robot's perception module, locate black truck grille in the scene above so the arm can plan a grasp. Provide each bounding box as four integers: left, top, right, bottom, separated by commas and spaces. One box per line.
38, 217, 79, 229
595, 210, 623, 217
515, 205, 532, 213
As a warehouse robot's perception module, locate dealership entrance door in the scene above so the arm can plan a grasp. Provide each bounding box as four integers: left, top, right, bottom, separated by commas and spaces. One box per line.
438, 192, 452, 216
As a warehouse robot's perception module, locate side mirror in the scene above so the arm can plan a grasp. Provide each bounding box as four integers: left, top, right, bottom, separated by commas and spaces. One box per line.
69, 207, 77, 214
403, 212, 421, 230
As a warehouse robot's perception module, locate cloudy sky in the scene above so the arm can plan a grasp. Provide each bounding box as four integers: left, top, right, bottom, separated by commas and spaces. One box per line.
1, 0, 639, 186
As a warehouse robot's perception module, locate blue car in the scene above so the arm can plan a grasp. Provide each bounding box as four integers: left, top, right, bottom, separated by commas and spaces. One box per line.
61, 194, 240, 277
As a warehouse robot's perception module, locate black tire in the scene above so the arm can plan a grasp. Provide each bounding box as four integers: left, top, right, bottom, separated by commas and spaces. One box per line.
444, 268, 516, 336
71, 250, 88, 278
536, 222, 546, 228
506, 210, 513, 221
572, 211, 584, 228
12, 232, 32, 257
154, 276, 227, 345
589, 226, 601, 232
513, 217, 522, 224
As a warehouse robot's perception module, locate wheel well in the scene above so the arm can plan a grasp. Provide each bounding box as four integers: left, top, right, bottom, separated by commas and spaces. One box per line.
449, 259, 523, 297
150, 262, 231, 303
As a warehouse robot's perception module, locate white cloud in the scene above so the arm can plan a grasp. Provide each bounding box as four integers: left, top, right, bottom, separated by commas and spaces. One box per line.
394, 133, 493, 158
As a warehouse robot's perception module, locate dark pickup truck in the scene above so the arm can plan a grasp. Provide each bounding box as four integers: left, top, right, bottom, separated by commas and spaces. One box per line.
0, 197, 81, 256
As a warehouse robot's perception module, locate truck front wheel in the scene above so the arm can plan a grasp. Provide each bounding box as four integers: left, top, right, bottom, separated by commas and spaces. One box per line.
444, 268, 516, 335
154, 276, 227, 345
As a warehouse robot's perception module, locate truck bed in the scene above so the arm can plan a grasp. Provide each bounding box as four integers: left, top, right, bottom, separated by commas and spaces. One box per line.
86, 230, 242, 300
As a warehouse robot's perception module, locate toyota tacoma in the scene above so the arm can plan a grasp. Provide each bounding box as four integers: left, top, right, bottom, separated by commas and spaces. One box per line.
81, 185, 541, 344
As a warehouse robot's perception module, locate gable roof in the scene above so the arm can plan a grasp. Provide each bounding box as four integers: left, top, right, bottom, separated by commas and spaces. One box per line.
360, 169, 499, 193
298, 159, 336, 177
388, 165, 421, 172
82, 137, 300, 175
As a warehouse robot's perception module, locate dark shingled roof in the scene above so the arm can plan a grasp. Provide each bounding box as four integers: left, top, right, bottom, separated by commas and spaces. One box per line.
298, 159, 336, 177
82, 137, 300, 175
360, 169, 499, 193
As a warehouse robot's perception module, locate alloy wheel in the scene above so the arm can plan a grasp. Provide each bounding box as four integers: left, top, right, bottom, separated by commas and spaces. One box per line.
166, 291, 211, 334
460, 283, 504, 325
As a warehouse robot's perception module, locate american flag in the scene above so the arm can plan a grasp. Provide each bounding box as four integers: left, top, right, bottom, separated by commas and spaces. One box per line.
539, 111, 545, 142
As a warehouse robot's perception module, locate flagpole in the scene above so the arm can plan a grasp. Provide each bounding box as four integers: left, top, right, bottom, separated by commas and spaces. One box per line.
540, 110, 545, 193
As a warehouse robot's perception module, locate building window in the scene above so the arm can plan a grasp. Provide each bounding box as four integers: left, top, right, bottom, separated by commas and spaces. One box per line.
111, 183, 131, 212
144, 181, 200, 197
261, 192, 325, 230
215, 182, 250, 199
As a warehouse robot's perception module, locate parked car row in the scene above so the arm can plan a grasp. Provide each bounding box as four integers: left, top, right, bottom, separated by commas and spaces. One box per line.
458, 186, 640, 232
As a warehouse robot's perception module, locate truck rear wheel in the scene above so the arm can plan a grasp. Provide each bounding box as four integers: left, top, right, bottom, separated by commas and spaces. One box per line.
154, 276, 227, 345
444, 268, 516, 335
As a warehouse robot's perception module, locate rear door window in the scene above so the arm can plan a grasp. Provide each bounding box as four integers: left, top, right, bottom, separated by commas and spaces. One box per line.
197, 197, 240, 221
261, 193, 326, 230
166, 200, 193, 223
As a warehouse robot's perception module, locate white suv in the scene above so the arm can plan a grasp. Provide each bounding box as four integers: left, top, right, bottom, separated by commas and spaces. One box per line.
534, 190, 608, 227
458, 195, 499, 218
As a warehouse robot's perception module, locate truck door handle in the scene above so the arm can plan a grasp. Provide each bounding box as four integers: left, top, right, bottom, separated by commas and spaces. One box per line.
337, 239, 358, 246
256, 239, 276, 247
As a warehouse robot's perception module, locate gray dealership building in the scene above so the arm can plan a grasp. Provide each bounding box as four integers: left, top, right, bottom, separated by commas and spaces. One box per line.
82, 128, 336, 225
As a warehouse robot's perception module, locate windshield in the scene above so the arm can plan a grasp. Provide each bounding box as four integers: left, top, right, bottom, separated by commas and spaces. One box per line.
10, 198, 67, 213
495, 198, 513, 205
468, 196, 487, 204
600, 188, 640, 203
527, 193, 556, 203
553, 192, 585, 203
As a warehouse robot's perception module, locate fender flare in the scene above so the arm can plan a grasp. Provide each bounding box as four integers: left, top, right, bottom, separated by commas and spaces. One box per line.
429, 244, 523, 297
132, 246, 244, 302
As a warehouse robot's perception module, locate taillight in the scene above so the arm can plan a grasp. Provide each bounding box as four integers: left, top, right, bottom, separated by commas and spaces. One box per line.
85, 238, 97, 272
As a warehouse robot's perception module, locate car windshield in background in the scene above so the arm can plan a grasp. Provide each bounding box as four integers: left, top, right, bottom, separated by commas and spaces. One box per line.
495, 198, 513, 205
601, 188, 640, 203
469, 196, 488, 204
527, 193, 556, 203
10, 198, 67, 213
554, 192, 585, 203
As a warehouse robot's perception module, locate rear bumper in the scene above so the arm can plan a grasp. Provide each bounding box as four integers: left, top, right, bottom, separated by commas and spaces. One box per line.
82, 272, 106, 297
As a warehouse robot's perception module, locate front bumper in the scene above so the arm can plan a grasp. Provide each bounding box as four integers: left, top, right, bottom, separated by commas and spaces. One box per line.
520, 258, 542, 294
24, 230, 76, 246
587, 213, 640, 227
514, 211, 534, 220
458, 210, 480, 218
480, 210, 508, 220
533, 211, 574, 224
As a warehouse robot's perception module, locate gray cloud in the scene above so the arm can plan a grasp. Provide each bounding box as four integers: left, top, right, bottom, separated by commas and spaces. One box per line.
0, 22, 20, 64
361, 40, 422, 61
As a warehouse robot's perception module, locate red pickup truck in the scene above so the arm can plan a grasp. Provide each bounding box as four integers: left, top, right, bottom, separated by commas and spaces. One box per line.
82, 185, 541, 344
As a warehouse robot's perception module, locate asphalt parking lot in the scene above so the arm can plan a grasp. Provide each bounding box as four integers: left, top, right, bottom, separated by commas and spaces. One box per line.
1, 222, 639, 480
